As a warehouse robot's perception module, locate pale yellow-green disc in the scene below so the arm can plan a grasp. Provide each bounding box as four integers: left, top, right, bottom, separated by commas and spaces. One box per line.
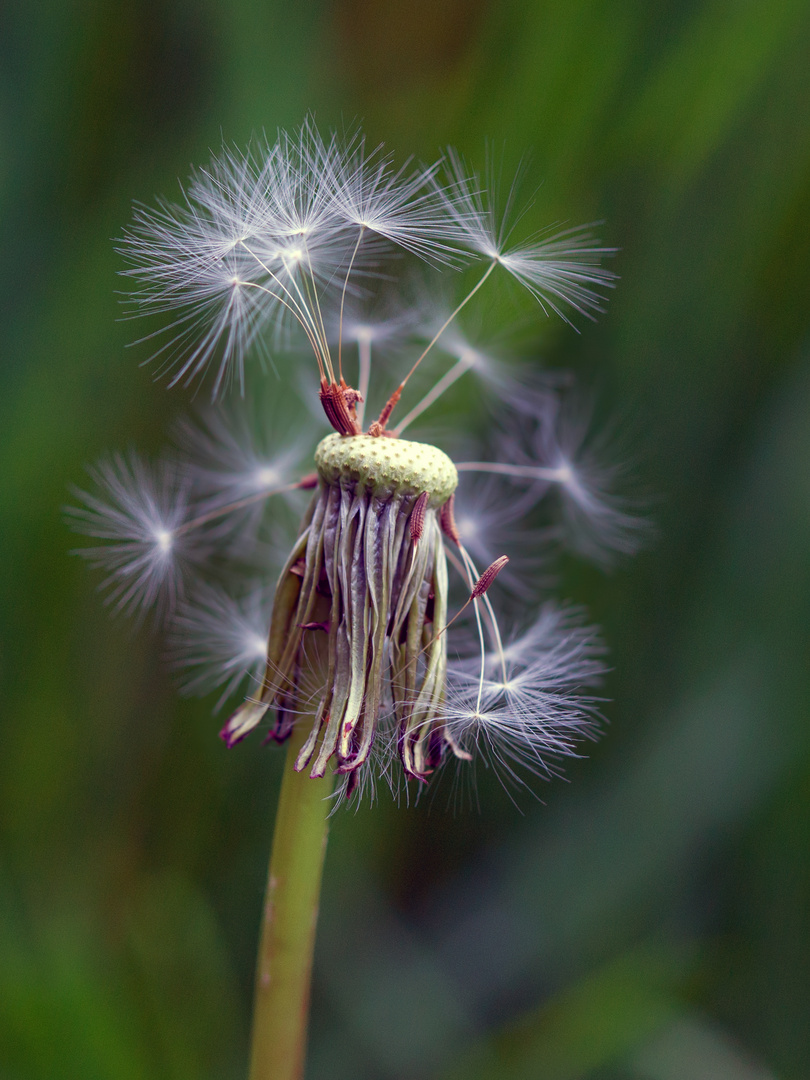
315, 433, 458, 504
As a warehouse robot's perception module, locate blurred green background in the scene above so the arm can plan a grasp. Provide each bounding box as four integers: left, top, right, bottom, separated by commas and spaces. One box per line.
2, 1, 810, 1077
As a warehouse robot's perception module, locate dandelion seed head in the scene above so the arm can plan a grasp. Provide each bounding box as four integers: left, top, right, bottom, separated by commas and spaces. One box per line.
70, 120, 642, 806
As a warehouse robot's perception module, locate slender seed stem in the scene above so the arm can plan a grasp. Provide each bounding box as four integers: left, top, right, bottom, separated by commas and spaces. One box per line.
240, 281, 325, 378
248, 721, 334, 1080
399, 260, 497, 389
301, 238, 334, 380
457, 543, 508, 686
174, 480, 302, 536
455, 461, 570, 482
393, 353, 475, 436
239, 243, 327, 378
356, 337, 371, 428
375, 259, 497, 430
338, 226, 366, 381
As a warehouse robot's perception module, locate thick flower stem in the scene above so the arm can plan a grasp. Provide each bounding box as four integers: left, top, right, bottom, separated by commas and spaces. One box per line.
248, 722, 334, 1080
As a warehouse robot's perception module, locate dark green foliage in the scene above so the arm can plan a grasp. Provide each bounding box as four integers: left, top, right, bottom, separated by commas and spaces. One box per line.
1, 2, 808, 1076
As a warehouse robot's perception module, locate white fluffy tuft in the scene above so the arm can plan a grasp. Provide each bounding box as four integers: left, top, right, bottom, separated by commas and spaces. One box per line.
435, 149, 618, 324
443, 605, 606, 789
168, 583, 273, 709
67, 452, 194, 618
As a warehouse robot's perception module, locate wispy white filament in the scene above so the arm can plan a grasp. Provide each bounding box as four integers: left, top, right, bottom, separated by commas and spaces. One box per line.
169, 583, 273, 709
435, 148, 618, 325
443, 605, 605, 789
67, 452, 194, 617
120, 121, 618, 398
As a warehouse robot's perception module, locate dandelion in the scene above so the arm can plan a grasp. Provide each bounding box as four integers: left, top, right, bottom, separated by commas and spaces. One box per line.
69, 120, 641, 1080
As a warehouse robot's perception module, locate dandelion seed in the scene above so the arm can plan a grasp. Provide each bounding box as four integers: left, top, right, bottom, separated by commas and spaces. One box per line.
67, 452, 195, 618
169, 582, 273, 710
174, 393, 311, 515
471, 555, 510, 598
323, 131, 460, 262
436, 148, 618, 324
442, 605, 606, 789
482, 397, 648, 564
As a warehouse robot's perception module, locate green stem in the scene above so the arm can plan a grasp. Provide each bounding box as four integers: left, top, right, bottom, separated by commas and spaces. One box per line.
248, 722, 334, 1080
